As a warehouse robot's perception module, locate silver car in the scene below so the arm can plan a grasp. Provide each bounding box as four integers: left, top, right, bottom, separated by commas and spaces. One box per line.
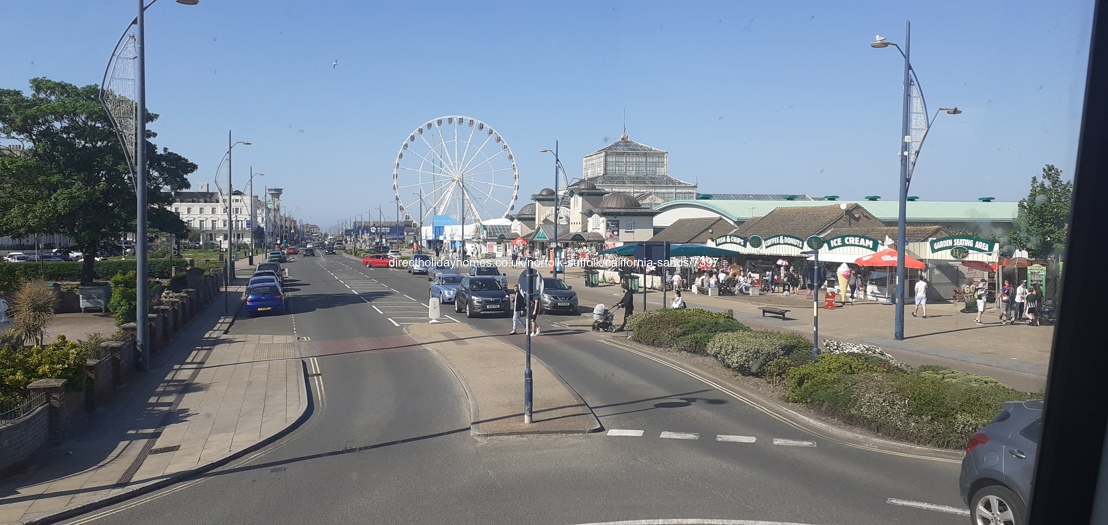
959, 399, 1042, 525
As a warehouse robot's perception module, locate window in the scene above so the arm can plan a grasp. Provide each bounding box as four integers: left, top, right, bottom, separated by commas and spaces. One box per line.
624, 220, 635, 233
186, 207, 192, 214
198, 220, 205, 230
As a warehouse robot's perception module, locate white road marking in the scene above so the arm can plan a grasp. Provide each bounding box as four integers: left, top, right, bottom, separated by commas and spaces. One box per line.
404, 294, 416, 301
444, 315, 459, 322
569, 520, 818, 525
387, 318, 400, 327
660, 431, 699, 440
772, 438, 817, 447
886, 498, 970, 516
606, 429, 644, 437
716, 435, 757, 443
372, 305, 383, 314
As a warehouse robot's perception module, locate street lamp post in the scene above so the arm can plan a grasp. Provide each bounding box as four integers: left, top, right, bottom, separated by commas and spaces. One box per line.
871, 22, 960, 340
412, 190, 423, 254
224, 131, 250, 314
129, 0, 198, 372
247, 169, 264, 265
540, 142, 565, 280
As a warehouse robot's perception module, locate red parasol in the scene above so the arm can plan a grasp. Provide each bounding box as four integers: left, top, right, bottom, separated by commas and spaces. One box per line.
855, 248, 926, 269
961, 260, 996, 273
509, 237, 528, 246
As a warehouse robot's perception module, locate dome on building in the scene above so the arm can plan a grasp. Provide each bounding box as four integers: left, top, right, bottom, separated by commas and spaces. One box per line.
571, 179, 598, 190
599, 192, 641, 209
538, 188, 555, 196
517, 203, 536, 216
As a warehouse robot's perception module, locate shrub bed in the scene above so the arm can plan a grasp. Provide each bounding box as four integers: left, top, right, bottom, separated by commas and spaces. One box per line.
784, 353, 1033, 448
706, 330, 812, 377
0, 335, 107, 406
0, 259, 190, 294
626, 308, 748, 354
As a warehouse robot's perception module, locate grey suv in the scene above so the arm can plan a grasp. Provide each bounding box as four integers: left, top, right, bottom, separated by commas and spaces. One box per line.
959, 399, 1042, 525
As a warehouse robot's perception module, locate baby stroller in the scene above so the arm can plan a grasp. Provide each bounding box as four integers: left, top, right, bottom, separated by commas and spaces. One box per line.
592, 303, 616, 332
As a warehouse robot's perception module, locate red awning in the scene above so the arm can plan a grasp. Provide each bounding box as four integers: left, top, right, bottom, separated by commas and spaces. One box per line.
509, 237, 528, 246
854, 248, 926, 269
961, 260, 995, 273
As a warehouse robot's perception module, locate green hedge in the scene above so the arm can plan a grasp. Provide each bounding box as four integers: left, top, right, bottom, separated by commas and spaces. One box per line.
0, 259, 191, 290
706, 330, 812, 377
627, 308, 748, 354
784, 354, 1033, 449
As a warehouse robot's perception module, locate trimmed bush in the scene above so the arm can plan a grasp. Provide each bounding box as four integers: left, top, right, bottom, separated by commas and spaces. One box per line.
627, 308, 748, 353
0, 334, 106, 406
707, 330, 812, 377
0, 259, 190, 294
785, 353, 889, 403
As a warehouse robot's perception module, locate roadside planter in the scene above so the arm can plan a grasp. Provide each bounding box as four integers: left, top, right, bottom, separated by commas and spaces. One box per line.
78, 283, 111, 313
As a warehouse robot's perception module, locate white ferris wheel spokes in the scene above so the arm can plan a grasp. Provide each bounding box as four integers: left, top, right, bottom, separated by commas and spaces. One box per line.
392, 116, 520, 231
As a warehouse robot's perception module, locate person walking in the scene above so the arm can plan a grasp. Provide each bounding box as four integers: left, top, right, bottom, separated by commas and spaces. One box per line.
974, 279, 989, 325
509, 284, 527, 335
1015, 280, 1028, 321
613, 282, 635, 337
529, 292, 542, 336
999, 280, 1015, 324
1026, 284, 1041, 326
912, 277, 928, 318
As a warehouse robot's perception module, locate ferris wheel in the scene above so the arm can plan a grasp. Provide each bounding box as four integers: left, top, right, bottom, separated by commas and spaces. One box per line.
392, 116, 520, 231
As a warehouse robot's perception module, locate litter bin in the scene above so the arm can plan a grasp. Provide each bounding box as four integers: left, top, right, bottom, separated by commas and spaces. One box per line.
585, 270, 599, 288
628, 275, 641, 293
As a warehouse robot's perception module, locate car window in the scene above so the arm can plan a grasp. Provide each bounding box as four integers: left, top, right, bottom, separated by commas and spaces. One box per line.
542, 278, 569, 290
441, 275, 462, 284
1020, 417, 1043, 444
249, 286, 278, 295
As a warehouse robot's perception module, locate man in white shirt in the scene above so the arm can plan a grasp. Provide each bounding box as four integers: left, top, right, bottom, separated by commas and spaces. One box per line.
1015, 281, 1028, 320
912, 277, 928, 319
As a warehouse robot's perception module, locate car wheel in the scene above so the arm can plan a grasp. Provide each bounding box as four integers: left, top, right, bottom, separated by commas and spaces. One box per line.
455, 298, 463, 313
970, 485, 1025, 525
465, 301, 474, 318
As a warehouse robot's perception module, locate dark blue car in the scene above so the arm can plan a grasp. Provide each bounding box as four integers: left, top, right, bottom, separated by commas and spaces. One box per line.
244, 284, 287, 317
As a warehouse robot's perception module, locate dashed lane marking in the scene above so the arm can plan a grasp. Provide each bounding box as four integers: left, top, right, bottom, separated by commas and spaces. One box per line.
660, 431, 700, 440
716, 435, 757, 443
772, 438, 817, 448
886, 498, 970, 516
372, 305, 384, 314
607, 429, 644, 437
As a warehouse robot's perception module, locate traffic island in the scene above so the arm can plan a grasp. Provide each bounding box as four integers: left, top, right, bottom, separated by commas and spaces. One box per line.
406, 322, 601, 436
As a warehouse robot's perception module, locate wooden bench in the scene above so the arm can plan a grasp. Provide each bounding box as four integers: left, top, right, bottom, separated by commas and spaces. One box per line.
760, 306, 790, 320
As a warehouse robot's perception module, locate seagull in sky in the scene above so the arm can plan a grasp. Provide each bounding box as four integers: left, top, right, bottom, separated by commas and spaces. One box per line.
332, 60, 339, 69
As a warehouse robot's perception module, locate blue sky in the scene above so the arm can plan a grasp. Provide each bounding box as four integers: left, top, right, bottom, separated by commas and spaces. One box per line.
2, 0, 1095, 230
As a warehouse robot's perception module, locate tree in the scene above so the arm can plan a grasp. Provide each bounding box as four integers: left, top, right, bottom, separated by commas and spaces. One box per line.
1008, 164, 1073, 260
0, 78, 195, 284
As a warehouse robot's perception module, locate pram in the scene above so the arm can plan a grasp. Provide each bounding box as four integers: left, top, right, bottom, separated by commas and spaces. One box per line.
592, 303, 617, 332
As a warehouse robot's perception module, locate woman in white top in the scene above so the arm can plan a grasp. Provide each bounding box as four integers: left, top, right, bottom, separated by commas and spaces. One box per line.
671, 290, 686, 309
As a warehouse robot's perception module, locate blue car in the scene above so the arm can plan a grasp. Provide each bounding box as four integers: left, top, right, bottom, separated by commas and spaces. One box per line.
244, 284, 287, 317
429, 273, 463, 304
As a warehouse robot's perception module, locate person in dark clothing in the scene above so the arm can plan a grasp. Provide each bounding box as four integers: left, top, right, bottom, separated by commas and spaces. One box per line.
613, 282, 635, 334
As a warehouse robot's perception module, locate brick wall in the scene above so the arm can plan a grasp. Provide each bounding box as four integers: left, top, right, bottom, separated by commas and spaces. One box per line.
0, 405, 48, 474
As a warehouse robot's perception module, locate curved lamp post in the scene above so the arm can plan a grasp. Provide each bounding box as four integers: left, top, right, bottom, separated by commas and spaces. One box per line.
871, 22, 960, 340
540, 142, 568, 280
247, 170, 264, 265
223, 134, 250, 314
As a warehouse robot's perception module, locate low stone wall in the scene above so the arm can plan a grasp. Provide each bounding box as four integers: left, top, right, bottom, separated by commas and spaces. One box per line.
0, 270, 223, 475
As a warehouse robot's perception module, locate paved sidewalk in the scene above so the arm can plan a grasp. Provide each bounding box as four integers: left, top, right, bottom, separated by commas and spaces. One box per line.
407, 322, 601, 436
0, 268, 309, 525
550, 264, 1052, 392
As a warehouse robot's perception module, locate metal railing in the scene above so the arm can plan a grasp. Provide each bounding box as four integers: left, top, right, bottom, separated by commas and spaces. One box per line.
0, 391, 47, 425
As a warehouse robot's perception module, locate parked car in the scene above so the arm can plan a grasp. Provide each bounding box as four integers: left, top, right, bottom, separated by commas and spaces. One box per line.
4, 253, 30, 263
427, 260, 460, 281
252, 270, 281, 286
267, 251, 287, 263
362, 254, 393, 268
467, 264, 507, 288
959, 399, 1042, 525
539, 277, 578, 314
302, 248, 316, 257
248, 275, 280, 289
387, 249, 402, 259
0, 298, 11, 330
429, 273, 464, 304
454, 277, 511, 318
255, 262, 284, 281
244, 284, 287, 317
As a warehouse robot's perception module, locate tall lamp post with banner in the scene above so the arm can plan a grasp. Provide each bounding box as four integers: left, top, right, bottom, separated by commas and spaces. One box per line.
247, 169, 264, 265
540, 142, 570, 280
871, 23, 961, 340
100, 0, 198, 372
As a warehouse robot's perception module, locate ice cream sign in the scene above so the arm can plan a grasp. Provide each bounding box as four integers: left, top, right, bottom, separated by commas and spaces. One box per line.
824, 235, 880, 252
929, 236, 996, 253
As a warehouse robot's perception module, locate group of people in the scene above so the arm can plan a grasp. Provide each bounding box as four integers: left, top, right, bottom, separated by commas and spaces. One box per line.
913, 277, 1046, 326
